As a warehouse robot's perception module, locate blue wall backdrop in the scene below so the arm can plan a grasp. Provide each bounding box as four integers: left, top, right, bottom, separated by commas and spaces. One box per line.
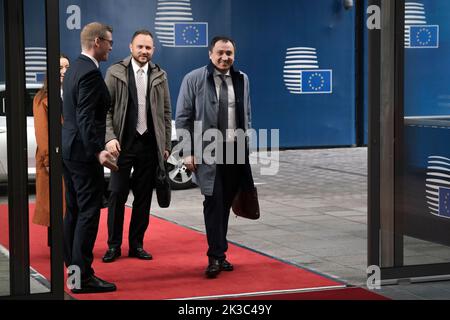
24, 0, 46, 48
1, 0, 357, 148
230, 0, 356, 148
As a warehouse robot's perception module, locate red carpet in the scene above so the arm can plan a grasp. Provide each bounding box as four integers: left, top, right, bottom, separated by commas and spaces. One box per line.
228, 287, 388, 300
0, 204, 363, 300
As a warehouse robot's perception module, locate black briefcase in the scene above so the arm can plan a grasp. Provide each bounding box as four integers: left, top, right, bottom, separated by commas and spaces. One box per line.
155, 163, 171, 208
232, 187, 260, 220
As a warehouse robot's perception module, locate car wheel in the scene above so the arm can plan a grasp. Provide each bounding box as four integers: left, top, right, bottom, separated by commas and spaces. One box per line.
166, 142, 194, 190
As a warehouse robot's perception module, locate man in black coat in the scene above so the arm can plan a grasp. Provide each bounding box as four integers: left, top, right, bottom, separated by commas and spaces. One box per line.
62, 22, 118, 294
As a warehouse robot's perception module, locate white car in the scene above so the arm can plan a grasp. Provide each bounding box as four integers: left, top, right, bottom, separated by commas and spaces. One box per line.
0, 83, 42, 183
167, 120, 194, 190
0, 83, 194, 189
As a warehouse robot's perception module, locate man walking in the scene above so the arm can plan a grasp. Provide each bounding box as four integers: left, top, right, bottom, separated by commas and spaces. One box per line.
102, 30, 172, 263
176, 36, 254, 278
62, 22, 117, 293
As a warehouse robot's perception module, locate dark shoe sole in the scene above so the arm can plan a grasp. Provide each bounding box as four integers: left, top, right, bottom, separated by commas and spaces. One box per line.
128, 254, 153, 260
102, 253, 121, 263
128, 252, 153, 260
71, 286, 117, 294
221, 266, 234, 272
205, 269, 221, 279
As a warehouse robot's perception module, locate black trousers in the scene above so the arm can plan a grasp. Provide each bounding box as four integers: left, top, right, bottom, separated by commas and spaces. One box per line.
63, 159, 103, 279
107, 133, 157, 250
203, 163, 241, 261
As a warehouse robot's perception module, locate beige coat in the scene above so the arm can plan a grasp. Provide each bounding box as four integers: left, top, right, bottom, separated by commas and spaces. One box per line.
105, 56, 172, 170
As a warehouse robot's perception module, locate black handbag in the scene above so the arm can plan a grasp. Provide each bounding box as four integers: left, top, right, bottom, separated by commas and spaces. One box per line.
232, 187, 260, 220
155, 163, 171, 208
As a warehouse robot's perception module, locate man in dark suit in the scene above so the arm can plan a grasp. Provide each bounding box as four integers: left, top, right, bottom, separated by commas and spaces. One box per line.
102, 30, 172, 263
62, 22, 118, 294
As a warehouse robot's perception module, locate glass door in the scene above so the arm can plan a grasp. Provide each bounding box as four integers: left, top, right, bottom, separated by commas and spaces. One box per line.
399, 0, 450, 270
0, 0, 10, 297
0, 0, 64, 299
369, 0, 450, 281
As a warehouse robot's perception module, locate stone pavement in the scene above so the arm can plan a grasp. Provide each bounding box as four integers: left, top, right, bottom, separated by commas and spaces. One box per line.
151, 148, 368, 284
147, 148, 450, 300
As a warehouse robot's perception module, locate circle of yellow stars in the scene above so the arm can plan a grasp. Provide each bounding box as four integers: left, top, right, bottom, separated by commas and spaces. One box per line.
308, 72, 325, 91
416, 27, 432, 46
182, 25, 200, 45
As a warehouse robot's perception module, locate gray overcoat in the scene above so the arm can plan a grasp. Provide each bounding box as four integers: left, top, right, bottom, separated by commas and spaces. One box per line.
175, 62, 253, 196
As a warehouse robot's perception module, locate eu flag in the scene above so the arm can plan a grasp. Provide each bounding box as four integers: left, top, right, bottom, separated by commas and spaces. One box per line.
36, 72, 46, 83
174, 23, 208, 47
301, 70, 332, 94
410, 25, 439, 48
438, 187, 450, 218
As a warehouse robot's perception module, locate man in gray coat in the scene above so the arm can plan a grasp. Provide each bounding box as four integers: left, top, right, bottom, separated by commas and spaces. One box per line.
176, 36, 254, 278
102, 30, 172, 263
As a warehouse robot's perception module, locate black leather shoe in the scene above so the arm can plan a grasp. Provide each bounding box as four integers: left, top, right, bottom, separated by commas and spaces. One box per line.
205, 259, 221, 279
220, 259, 234, 271
71, 275, 116, 294
129, 248, 153, 260
102, 248, 121, 263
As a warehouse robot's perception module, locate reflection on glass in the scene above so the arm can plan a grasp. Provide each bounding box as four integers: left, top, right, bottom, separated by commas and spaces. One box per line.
25, 0, 50, 295
404, 237, 450, 265
0, 0, 10, 297
0, 159, 10, 297
401, 0, 450, 266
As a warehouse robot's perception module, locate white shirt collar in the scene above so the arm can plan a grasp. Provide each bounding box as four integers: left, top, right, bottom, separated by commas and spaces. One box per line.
131, 58, 149, 75
214, 69, 230, 78
81, 52, 99, 68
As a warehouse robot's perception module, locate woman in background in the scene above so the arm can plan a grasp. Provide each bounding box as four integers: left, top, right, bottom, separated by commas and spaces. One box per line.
32, 54, 70, 235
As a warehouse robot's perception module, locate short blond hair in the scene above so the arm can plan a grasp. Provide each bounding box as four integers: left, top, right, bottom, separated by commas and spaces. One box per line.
80, 22, 113, 50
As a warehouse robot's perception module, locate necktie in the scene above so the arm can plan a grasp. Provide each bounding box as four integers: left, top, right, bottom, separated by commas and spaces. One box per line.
218, 75, 228, 140
136, 68, 147, 135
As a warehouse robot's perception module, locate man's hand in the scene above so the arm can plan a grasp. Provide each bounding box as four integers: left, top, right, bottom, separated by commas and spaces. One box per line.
106, 139, 121, 158
164, 150, 170, 161
96, 150, 119, 172
183, 155, 197, 172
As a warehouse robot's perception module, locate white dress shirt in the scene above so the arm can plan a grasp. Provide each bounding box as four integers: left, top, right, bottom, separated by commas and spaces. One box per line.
81, 52, 99, 68
131, 59, 149, 134
213, 70, 236, 142
131, 58, 149, 90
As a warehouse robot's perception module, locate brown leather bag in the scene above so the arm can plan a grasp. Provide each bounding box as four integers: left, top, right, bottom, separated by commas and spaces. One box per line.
232, 187, 260, 220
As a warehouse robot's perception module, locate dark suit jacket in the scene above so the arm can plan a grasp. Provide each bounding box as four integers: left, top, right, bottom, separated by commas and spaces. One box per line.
62, 55, 110, 163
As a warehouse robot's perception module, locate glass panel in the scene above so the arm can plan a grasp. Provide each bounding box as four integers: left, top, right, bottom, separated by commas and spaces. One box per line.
400, 0, 450, 266
0, 0, 10, 297
24, 0, 50, 294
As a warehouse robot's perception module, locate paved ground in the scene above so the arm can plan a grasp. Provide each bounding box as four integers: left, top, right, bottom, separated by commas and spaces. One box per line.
2, 147, 450, 299
0, 247, 50, 296
151, 148, 368, 285
148, 148, 450, 300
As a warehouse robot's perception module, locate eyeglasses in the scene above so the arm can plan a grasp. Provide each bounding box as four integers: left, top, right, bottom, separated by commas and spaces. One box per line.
98, 37, 114, 46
